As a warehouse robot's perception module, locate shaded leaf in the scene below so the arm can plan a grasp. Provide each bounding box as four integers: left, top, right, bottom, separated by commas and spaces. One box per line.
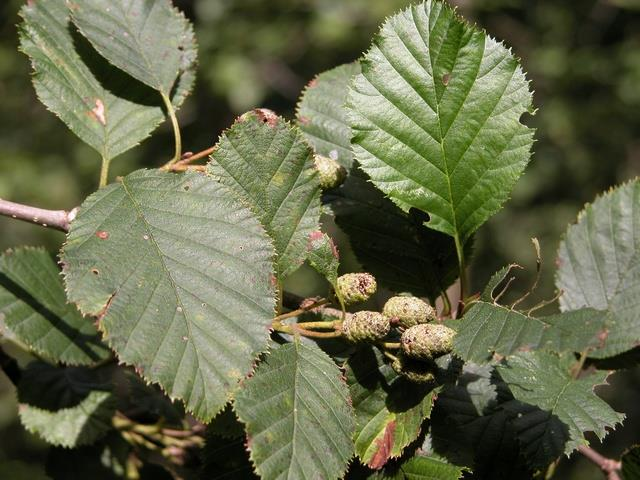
297, 62, 361, 168
18, 362, 116, 448
208, 110, 321, 278
348, 0, 534, 249
62, 170, 276, 421
346, 347, 438, 469
496, 351, 624, 457
19, 0, 193, 162
622, 445, 640, 480
326, 168, 461, 301
70, 0, 195, 95
556, 179, 640, 358
453, 302, 608, 362
306, 231, 340, 287
234, 341, 355, 480
0, 247, 110, 366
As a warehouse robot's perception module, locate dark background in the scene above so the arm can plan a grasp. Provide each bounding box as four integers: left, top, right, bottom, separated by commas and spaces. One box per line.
1, 0, 640, 478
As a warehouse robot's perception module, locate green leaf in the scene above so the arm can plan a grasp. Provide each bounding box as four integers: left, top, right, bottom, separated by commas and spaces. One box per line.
480, 264, 521, 302
18, 362, 116, 448
326, 168, 461, 300
371, 456, 466, 480
453, 302, 608, 362
556, 179, 640, 358
0, 461, 50, 480
496, 351, 624, 457
297, 62, 361, 168
622, 445, 640, 480
306, 231, 340, 287
69, 0, 194, 95
61, 170, 276, 421
234, 341, 355, 480
348, 1, 534, 251
346, 347, 437, 469
208, 110, 321, 279
0, 247, 110, 366
19, 0, 194, 162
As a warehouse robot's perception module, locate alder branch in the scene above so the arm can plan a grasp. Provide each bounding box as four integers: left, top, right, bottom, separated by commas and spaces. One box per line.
0, 198, 74, 232
578, 445, 622, 480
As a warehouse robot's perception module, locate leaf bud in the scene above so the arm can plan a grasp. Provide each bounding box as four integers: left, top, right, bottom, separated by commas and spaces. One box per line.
314, 154, 346, 190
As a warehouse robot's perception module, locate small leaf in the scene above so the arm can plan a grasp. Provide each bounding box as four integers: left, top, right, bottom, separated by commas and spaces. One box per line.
496, 351, 624, 457
19, 0, 194, 162
348, 1, 534, 248
0, 247, 110, 366
453, 302, 608, 362
69, 0, 195, 95
62, 170, 276, 421
18, 362, 116, 448
346, 347, 437, 469
234, 341, 355, 480
306, 231, 340, 287
480, 264, 521, 302
556, 179, 640, 358
297, 62, 361, 168
326, 168, 461, 301
371, 456, 466, 480
208, 110, 321, 279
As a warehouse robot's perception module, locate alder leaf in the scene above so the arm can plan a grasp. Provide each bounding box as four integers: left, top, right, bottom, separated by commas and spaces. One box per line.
348, 0, 534, 252
234, 341, 355, 480
346, 347, 438, 469
61, 170, 276, 421
18, 362, 116, 448
496, 351, 624, 457
326, 168, 461, 300
371, 456, 466, 480
297, 62, 361, 168
0, 247, 110, 366
208, 110, 321, 279
306, 231, 340, 287
69, 0, 195, 96
453, 302, 608, 362
556, 179, 640, 358
19, 0, 194, 163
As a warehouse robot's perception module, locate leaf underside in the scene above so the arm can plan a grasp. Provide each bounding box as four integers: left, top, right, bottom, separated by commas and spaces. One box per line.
19, 0, 195, 162
61, 170, 276, 421
208, 111, 321, 279
348, 0, 534, 247
234, 341, 355, 480
69, 0, 193, 95
0, 247, 110, 366
556, 179, 640, 358
297, 62, 361, 169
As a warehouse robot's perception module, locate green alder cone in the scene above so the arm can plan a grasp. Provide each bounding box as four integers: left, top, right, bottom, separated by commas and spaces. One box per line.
336, 273, 377, 305
342, 311, 390, 343
383, 296, 437, 329
314, 154, 347, 189
401, 324, 456, 361
391, 354, 437, 384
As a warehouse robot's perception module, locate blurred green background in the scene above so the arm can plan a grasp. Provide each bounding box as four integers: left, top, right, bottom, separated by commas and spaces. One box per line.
1, 0, 640, 478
